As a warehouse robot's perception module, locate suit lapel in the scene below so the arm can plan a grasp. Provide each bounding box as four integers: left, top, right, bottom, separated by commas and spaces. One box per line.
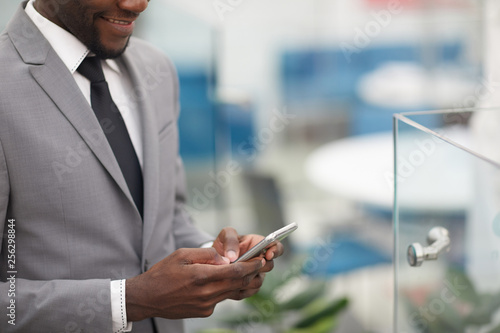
121, 51, 160, 248
29, 62, 136, 207
7, 4, 138, 217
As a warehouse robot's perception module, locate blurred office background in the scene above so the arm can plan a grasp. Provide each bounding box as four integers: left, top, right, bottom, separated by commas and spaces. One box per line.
0, 0, 491, 332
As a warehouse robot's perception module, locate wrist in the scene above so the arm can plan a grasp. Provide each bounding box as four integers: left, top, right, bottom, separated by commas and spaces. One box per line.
125, 275, 155, 322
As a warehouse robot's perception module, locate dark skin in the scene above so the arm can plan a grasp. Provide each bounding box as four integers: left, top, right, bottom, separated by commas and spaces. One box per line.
33, 0, 284, 321
126, 228, 282, 321
34, 0, 150, 59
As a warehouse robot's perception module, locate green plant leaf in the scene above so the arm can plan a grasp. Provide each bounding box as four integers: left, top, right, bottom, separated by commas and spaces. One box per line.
278, 280, 327, 311
287, 316, 337, 333
293, 297, 349, 329
219, 311, 279, 327
444, 268, 479, 304
464, 291, 500, 326
242, 260, 304, 304
219, 297, 282, 327
245, 292, 276, 311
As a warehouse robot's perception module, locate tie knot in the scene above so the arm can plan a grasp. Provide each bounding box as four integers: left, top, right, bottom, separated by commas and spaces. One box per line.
77, 57, 105, 83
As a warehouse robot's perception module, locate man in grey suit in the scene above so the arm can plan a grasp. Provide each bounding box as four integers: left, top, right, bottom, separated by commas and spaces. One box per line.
0, 1, 283, 332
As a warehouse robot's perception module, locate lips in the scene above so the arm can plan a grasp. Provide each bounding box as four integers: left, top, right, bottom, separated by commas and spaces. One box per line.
102, 16, 135, 25
104, 18, 132, 25
100, 16, 136, 35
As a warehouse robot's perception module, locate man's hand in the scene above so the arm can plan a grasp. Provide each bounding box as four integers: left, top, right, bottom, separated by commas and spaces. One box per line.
211, 227, 284, 302
213, 227, 285, 263
125, 248, 265, 321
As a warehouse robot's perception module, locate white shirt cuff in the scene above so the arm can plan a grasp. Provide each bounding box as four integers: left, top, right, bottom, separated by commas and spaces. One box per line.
111, 280, 133, 333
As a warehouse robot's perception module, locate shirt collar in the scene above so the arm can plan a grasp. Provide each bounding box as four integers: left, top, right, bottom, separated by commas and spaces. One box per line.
25, 0, 121, 76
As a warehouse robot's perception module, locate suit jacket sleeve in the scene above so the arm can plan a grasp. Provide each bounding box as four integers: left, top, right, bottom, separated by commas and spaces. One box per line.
172, 156, 214, 249
0, 135, 113, 332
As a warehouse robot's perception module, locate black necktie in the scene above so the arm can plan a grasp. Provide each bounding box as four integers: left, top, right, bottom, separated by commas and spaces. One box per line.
78, 57, 144, 218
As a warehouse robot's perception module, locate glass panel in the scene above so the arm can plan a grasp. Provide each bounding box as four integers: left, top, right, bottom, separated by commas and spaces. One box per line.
394, 109, 500, 333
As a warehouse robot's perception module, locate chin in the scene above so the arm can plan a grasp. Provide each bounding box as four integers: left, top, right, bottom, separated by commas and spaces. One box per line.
90, 37, 130, 59
97, 48, 127, 59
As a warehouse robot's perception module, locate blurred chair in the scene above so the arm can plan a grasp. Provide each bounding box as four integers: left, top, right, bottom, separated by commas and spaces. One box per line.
242, 171, 392, 273
242, 171, 294, 260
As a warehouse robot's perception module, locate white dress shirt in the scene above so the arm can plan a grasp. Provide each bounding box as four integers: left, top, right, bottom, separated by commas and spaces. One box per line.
25, 1, 139, 331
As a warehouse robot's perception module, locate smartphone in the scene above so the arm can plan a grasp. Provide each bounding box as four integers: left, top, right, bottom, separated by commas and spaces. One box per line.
233, 222, 298, 263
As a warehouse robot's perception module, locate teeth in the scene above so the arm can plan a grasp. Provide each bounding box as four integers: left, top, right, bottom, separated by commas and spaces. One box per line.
105, 18, 130, 25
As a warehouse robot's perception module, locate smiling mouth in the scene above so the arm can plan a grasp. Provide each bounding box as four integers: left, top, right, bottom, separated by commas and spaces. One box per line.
103, 17, 134, 25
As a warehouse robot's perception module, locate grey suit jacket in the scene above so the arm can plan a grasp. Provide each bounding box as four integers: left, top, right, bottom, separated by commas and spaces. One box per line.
0, 3, 212, 332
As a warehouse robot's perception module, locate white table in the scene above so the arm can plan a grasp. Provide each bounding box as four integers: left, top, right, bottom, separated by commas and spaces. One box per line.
304, 128, 472, 212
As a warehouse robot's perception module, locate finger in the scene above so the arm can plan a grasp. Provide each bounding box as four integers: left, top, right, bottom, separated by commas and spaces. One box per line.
265, 241, 284, 261
202, 257, 264, 284
203, 287, 258, 305
243, 272, 265, 290
181, 248, 230, 265
188, 261, 265, 302
228, 273, 265, 300
230, 288, 261, 300
211, 273, 265, 302
219, 227, 241, 262
238, 234, 263, 251
259, 259, 274, 274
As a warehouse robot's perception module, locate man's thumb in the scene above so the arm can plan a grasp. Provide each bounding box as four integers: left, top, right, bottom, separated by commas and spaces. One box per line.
191, 248, 230, 265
